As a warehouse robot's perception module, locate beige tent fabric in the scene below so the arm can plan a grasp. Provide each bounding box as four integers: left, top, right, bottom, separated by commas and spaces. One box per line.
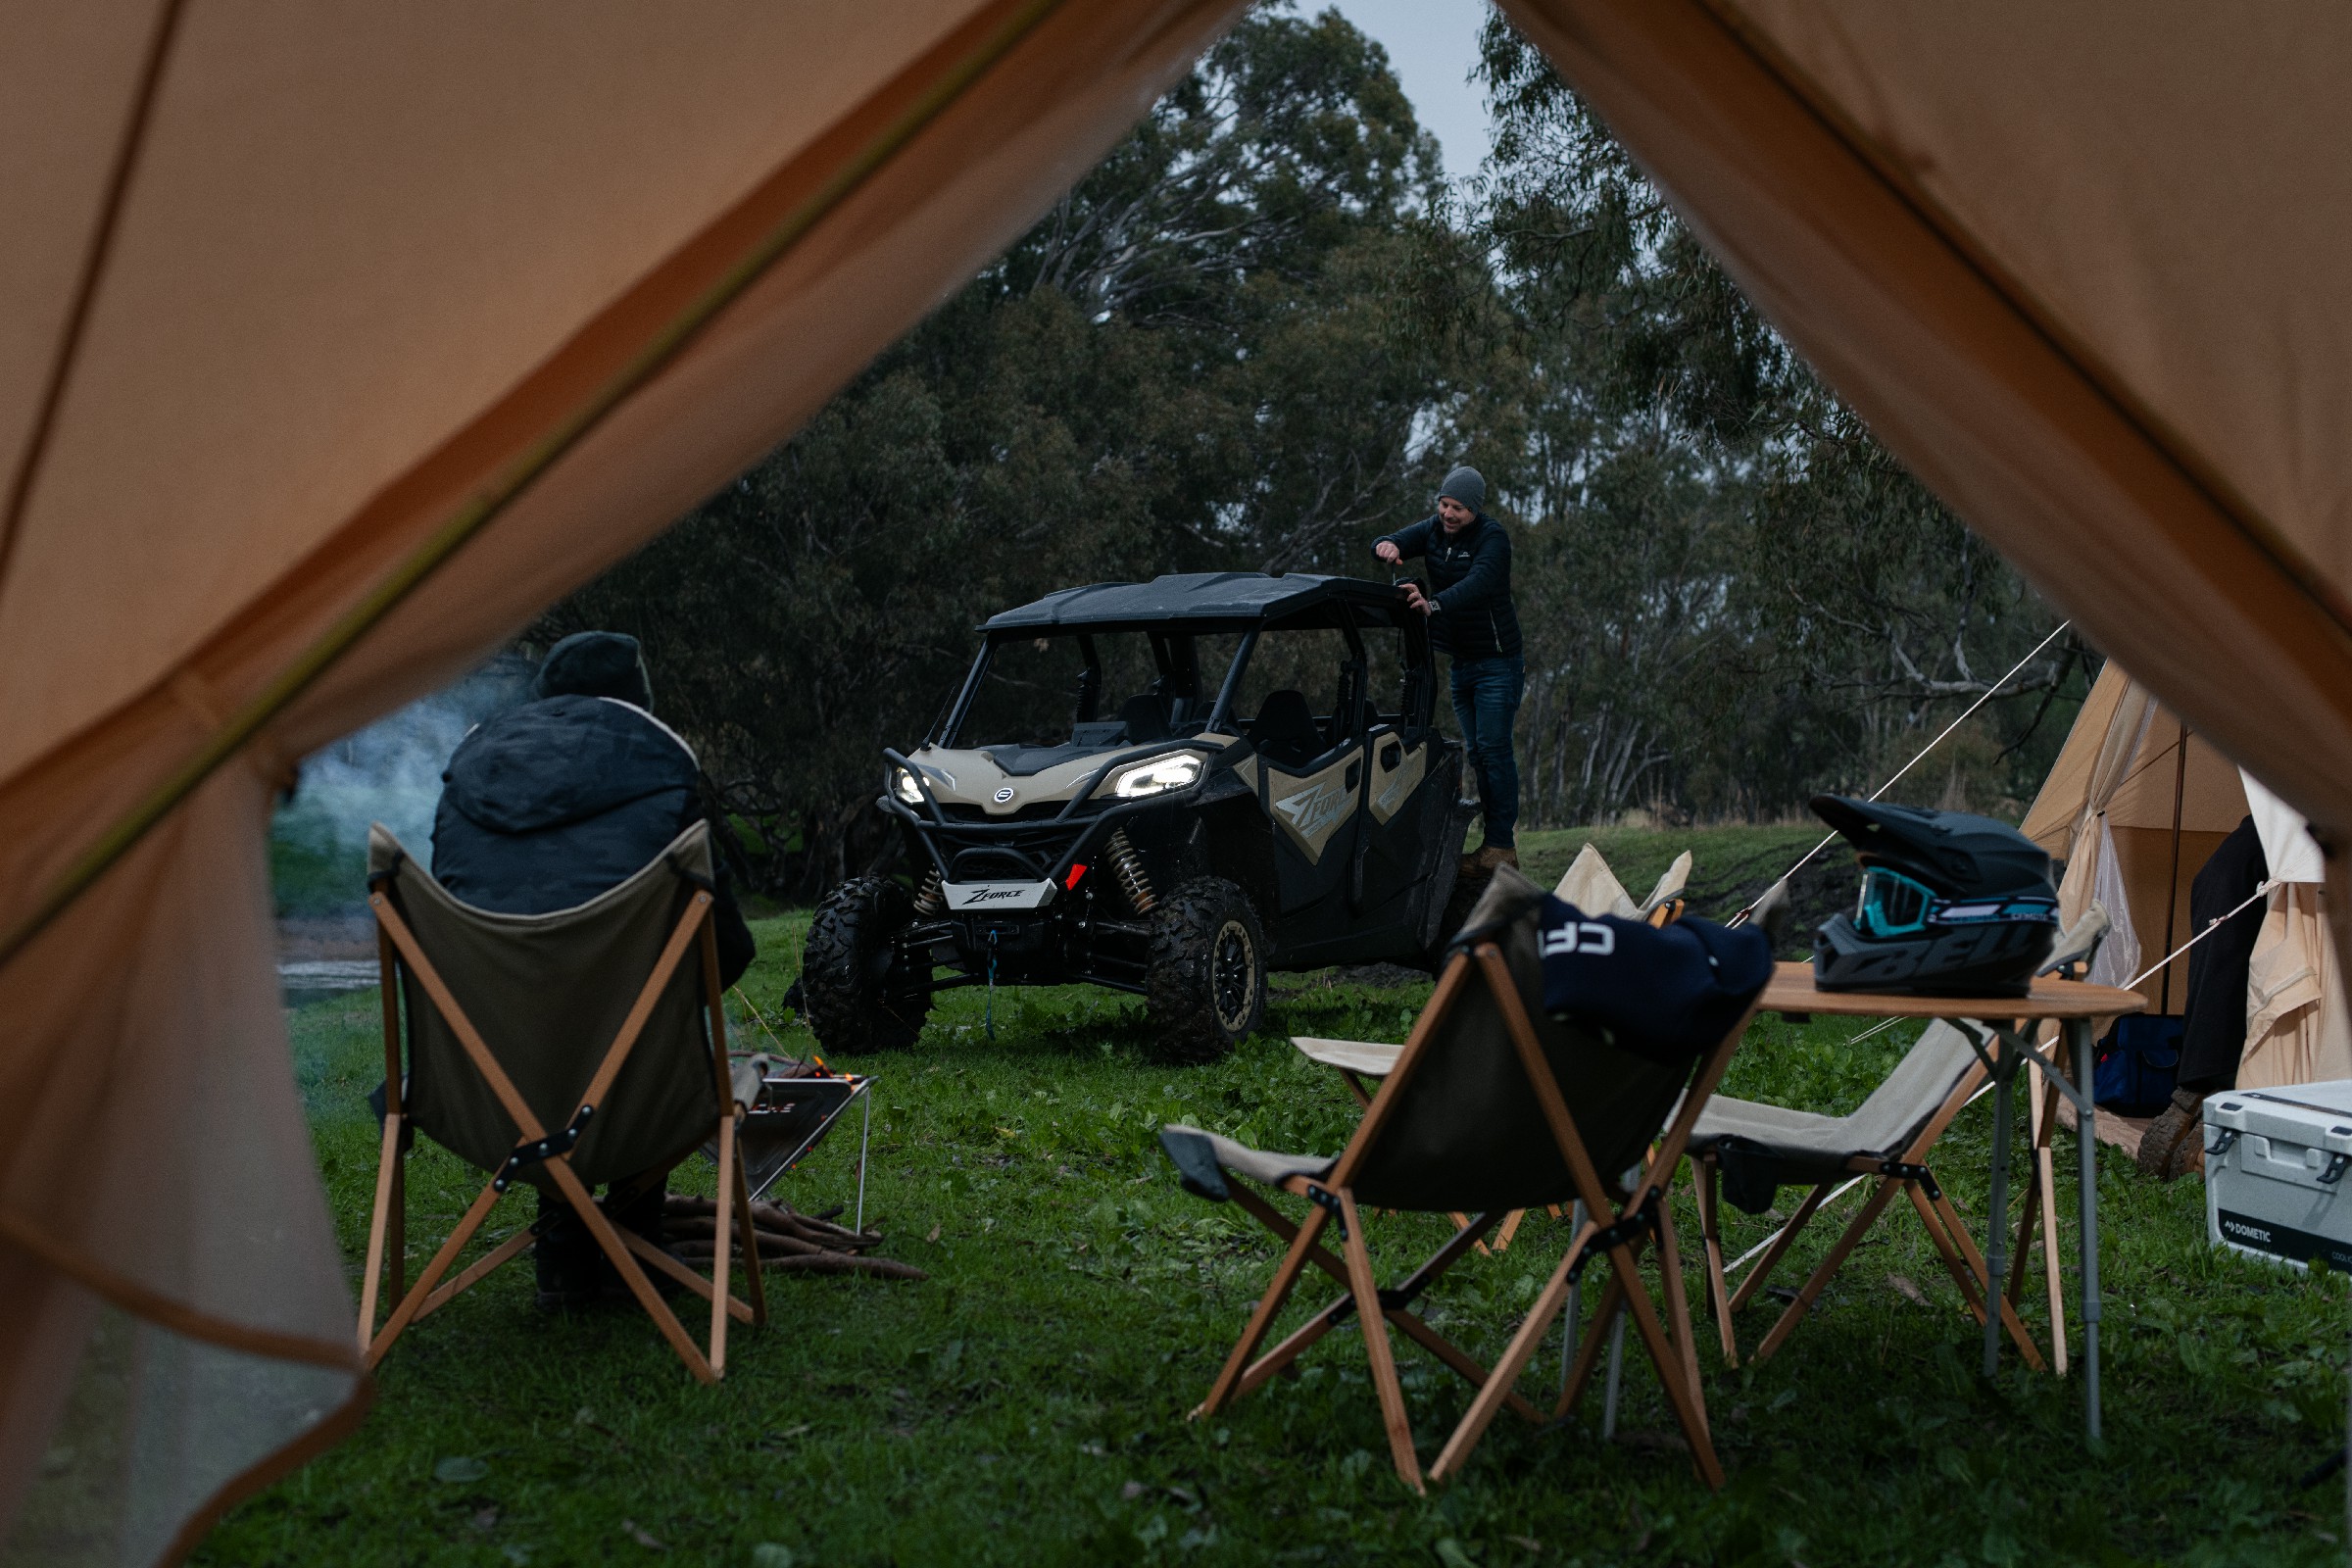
2026, 663, 2243, 1013
2242, 883, 2352, 1091
0, 2, 1245, 1558
1500, 0, 2352, 856
2019, 663, 2136, 859
2014, 660, 2347, 1083
2242, 768, 2327, 886
1554, 842, 1641, 919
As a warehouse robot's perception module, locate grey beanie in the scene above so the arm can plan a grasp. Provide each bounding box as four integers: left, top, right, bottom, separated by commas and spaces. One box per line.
1438, 465, 1486, 512
535, 630, 654, 710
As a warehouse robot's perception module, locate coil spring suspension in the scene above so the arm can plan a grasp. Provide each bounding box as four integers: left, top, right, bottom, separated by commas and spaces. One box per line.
1104, 827, 1156, 912
913, 867, 945, 915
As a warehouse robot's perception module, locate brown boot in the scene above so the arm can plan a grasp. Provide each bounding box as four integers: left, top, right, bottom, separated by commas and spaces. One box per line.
1466, 844, 1520, 876
2135, 1089, 2206, 1181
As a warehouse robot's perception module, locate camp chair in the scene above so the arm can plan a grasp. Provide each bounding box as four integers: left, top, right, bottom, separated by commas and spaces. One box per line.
357, 820, 766, 1382
1162, 866, 1758, 1491
1289, 1034, 1548, 1252
1686, 1020, 2045, 1371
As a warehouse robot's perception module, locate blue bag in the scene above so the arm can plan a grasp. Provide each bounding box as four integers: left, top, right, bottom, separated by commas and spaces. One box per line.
2093, 1014, 2183, 1115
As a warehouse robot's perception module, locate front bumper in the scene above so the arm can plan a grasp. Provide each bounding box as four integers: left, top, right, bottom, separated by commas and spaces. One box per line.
898, 898, 1152, 995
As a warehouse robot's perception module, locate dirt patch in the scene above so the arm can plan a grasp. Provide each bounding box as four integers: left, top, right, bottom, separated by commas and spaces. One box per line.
277, 913, 375, 962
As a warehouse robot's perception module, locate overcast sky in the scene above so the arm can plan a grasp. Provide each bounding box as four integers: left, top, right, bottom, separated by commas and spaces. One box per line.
1323, 0, 1497, 187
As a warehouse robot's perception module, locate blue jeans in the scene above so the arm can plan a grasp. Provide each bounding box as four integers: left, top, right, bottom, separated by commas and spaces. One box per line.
1448, 655, 1524, 850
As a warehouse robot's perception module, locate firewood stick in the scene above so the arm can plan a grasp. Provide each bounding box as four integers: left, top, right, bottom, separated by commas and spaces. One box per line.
667, 1221, 826, 1256
668, 1244, 926, 1281
666, 1195, 879, 1247
665, 1216, 870, 1253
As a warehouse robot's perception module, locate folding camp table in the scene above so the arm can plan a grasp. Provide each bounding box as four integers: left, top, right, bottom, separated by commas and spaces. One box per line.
1754, 960, 2142, 1438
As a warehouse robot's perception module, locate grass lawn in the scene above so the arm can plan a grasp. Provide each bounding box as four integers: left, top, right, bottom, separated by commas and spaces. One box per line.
206, 827, 2347, 1566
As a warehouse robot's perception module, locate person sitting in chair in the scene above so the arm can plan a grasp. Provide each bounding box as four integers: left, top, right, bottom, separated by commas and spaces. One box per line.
432, 629, 757, 1307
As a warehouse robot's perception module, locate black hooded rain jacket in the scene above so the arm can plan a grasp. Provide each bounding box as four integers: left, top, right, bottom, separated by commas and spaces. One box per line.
431, 694, 757, 987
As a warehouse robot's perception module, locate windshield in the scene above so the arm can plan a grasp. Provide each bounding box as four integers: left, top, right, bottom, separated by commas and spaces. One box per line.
941, 604, 1420, 760
950, 628, 1230, 754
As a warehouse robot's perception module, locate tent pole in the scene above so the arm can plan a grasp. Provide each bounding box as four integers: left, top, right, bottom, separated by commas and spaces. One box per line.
2159, 725, 2187, 1013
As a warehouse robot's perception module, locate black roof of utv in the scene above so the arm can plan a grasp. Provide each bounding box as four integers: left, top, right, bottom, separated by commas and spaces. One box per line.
982, 572, 1406, 631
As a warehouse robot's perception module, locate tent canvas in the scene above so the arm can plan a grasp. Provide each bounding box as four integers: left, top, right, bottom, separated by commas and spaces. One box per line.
10, 0, 2352, 1556
0, 3, 1249, 1558
2021, 662, 2349, 1090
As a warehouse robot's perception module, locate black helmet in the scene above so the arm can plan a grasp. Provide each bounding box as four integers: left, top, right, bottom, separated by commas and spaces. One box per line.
1808, 795, 2058, 996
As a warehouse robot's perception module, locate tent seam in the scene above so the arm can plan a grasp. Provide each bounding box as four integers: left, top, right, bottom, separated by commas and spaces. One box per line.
0, 0, 188, 603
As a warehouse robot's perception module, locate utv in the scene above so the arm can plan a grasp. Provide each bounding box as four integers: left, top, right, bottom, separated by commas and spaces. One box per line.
800, 572, 1476, 1062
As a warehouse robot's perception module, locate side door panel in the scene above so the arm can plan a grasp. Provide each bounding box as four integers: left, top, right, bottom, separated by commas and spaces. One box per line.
1260, 743, 1365, 923
1355, 728, 1428, 913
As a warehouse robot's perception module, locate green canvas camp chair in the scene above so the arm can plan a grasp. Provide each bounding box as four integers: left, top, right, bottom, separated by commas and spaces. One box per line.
1160, 866, 1757, 1491
1687, 1020, 2044, 1371
357, 820, 766, 1382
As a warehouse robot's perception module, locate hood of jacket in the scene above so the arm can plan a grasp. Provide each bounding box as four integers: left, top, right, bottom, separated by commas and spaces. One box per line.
440, 695, 696, 836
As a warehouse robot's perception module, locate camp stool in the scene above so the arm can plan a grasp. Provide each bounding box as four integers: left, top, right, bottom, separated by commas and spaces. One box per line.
1687, 1019, 2045, 1371
1163, 865, 1758, 1492
358, 820, 766, 1382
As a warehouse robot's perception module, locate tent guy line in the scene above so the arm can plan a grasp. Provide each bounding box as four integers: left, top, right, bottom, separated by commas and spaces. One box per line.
1731, 619, 2075, 925
0, 0, 186, 593
2115, 878, 2278, 997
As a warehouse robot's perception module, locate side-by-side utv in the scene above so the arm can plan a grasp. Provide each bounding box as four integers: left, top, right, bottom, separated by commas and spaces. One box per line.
800, 572, 1476, 1061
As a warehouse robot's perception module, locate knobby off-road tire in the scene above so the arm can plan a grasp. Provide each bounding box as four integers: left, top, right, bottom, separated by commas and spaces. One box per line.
1145, 877, 1268, 1065
801, 877, 932, 1054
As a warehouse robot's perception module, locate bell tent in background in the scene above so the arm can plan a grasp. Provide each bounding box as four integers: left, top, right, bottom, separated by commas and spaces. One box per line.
2021, 662, 2349, 1091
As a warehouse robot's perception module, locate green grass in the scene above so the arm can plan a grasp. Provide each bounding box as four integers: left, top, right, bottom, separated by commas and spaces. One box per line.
207, 862, 2348, 1566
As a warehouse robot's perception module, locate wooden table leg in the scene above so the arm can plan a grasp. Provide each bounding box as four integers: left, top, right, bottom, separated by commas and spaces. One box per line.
2035, 1036, 2070, 1376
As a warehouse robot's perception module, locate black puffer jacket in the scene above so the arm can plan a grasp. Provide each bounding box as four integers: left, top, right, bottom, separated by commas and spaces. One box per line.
431, 695, 756, 987
1374, 511, 1521, 659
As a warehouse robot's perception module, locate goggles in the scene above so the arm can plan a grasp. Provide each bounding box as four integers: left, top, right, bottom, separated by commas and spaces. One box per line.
1854, 866, 2058, 940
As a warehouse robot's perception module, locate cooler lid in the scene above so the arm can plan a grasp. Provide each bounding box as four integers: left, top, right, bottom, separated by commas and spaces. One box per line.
2208, 1078, 2352, 1152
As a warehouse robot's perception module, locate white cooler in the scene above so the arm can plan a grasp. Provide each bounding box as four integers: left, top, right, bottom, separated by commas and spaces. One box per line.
2204, 1080, 2352, 1271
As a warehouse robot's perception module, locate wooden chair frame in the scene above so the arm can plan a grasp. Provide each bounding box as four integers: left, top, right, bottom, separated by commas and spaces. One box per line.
1192, 941, 1756, 1492
357, 883, 767, 1383
1689, 1054, 2045, 1372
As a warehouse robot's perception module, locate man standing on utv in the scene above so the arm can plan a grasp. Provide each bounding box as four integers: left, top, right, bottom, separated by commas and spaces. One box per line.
1374, 466, 1524, 875
431, 629, 757, 1308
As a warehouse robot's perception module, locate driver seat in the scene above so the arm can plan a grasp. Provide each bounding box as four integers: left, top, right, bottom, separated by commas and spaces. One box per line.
1249, 688, 1321, 769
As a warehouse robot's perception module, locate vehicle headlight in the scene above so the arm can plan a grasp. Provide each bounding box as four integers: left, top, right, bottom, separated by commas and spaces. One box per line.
1109, 753, 1203, 799
892, 767, 925, 805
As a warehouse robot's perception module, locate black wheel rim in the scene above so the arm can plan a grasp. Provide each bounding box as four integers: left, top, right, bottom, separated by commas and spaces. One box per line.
1211, 919, 1255, 1033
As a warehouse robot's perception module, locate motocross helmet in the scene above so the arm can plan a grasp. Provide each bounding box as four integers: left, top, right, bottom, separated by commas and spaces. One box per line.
1809, 795, 2058, 997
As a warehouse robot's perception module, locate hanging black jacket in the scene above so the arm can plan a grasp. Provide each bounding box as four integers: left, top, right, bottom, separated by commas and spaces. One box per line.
1374, 512, 1522, 660
430, 694, 756, 987
2177, 814, 2268, 1092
